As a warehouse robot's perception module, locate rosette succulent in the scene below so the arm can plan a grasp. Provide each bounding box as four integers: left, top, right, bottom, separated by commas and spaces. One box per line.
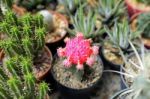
57, 33, 99, 70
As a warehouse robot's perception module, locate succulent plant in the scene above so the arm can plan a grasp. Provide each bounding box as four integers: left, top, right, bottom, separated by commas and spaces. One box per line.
137, 0, 150, 5
105, 20, 133, 50
0, 56, 49, 99
0, 10, 46, 58
111, 41, 150, 99
57, 0, 81, 15
96, 0, 125, 27
57, 33, 99, 70
69, 5, 104, 39
137, 12, 150, 38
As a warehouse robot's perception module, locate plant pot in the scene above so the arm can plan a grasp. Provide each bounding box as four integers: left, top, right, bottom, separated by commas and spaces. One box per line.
1, 46, 53, 81
51, 56, 103, 99
45, 11, 68, 55
34, 46, 53, 81
12, 4, 27, 16
100, 46, 124, 71
125, 0, 150, 17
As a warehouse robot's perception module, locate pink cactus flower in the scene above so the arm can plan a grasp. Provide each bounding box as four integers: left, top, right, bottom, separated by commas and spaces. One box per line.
63, 59, 71, 68
57, 33, 99, 70
86, 56, 95, 67
57, 47, 65, 57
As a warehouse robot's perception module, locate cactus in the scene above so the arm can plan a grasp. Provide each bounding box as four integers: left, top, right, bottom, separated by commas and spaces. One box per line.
57, 33, 99, 70
0, 10, 46, 58
69, 5, 104, 39
111, 42, 150, 99
0, 56, 49, 99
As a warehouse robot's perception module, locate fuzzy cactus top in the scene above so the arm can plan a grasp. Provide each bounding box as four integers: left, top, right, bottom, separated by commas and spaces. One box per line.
57, 33, 99, 70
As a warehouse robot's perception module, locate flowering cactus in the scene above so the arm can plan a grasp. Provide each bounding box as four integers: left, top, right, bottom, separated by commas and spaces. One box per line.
57, 33, 99, 70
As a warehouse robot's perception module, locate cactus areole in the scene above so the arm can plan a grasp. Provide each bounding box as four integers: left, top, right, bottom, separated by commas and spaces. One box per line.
57, 33, 99, 70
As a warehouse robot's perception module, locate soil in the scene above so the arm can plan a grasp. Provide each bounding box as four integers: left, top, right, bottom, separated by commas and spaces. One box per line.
33, 47, 53, 80
52, 56, 103, 89
103, 42, 124, 65
45, 11, 68, 43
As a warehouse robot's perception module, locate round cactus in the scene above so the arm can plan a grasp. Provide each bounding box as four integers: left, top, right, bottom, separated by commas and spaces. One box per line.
57, 33, 99, 70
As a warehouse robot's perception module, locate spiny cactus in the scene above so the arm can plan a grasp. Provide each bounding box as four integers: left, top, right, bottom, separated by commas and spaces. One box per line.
57, 33, 99, 70
69, 5, 104, 39
0, 56, 49, 99
137, 12, 150, 38
0, 10, 46, 58
96, 0, 125, 26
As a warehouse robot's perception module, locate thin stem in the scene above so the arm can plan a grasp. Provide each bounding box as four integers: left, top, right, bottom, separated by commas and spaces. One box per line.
103, 70, 134, 78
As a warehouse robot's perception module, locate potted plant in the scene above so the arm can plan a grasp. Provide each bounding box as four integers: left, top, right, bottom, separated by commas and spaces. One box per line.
67, 5, 104, 42
51, 33, 103, 99
96, 0, 126, 28
125, 0, 150, 17
111, 41, 150, 99
102, 20, 133, 70
38, 10, 68, 55
0, 55, 50, 99
0, 10, 53, 81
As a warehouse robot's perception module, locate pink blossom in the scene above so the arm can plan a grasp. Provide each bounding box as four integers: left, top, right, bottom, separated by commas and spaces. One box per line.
63, 59, 71, 68
86, 56, 95, 67
57, 47, 65, 57
76, 63, 83, 70
57, 33, 99, 69
92, 46, 99, 55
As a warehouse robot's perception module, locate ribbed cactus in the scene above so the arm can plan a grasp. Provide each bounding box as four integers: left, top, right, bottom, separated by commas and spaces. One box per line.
0, 10, 46, 58
57, 33, 99, 70
0, 56, 49, 99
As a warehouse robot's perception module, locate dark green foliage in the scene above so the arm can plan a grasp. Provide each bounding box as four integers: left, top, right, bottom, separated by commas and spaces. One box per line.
137, 13, 150, 38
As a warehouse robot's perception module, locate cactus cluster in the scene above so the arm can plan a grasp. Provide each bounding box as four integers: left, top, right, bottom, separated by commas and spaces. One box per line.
0, 10, 46, 58
0, 56, 49, 99
57, 33, 99, 70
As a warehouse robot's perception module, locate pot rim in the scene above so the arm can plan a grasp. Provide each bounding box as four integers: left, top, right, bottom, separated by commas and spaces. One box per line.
51, 55, 104, 91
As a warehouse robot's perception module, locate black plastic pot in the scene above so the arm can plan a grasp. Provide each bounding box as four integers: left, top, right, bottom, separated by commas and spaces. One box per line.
100, 47, 122, 71
51, 56, 103, 99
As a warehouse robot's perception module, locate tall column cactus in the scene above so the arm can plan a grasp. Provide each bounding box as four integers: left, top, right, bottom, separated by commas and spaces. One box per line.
0, 10, 46, 58
0, 56, 49, 99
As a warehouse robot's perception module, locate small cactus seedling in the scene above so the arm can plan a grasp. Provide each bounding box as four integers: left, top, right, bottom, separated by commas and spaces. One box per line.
57, 33, 99, 70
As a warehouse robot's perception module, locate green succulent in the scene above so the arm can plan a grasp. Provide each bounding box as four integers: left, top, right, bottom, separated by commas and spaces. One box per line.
96, 0, 125, 27
0, 56, 49, 99
68, 5, 104, 39
58, 0, 81, 15
137, 12, 150, 38
111, 42, 150, 99
105, 20, 131, 50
